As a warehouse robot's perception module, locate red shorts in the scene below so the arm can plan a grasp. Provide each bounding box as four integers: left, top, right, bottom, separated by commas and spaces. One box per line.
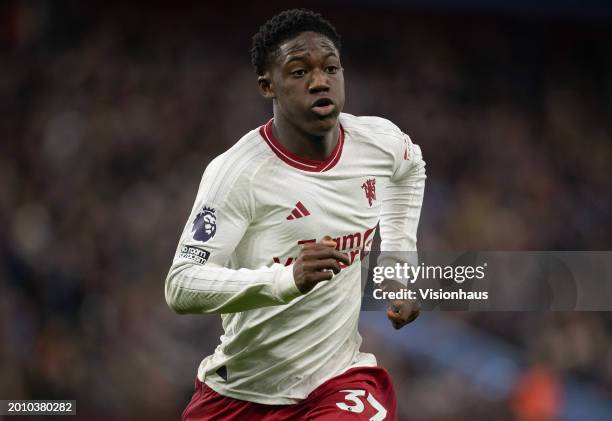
182, 366, 397, 421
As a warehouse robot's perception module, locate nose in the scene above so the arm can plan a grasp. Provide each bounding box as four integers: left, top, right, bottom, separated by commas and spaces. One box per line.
308, 68, 330, 93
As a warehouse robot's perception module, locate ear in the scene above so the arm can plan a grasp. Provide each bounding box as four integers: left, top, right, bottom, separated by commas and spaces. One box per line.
257, 72, 275, 99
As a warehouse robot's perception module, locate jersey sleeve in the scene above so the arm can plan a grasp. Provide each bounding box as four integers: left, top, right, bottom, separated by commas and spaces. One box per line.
378, 122, 426, 284
165, 155, 302, 315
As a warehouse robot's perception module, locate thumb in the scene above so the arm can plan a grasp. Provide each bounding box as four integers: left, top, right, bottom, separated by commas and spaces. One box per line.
386, 308, 403, 329
320, 235, 336, 248
387, 307, 401, 319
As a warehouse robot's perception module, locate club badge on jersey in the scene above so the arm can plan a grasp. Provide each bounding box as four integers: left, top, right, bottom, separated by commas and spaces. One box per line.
192, 206, 217, 242
361, 178, 376, 207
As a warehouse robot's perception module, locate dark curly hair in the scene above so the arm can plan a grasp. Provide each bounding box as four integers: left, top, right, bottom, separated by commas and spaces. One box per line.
251, 9, 341, 76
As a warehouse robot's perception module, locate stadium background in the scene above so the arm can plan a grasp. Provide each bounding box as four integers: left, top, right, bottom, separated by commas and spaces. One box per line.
1, 0, 611, 419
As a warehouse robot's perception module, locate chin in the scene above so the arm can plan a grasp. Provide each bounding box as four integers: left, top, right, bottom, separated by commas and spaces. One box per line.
308, 114, 339, 135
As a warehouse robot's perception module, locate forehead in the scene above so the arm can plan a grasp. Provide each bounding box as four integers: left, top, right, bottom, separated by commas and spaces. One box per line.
276, 31, 338, 62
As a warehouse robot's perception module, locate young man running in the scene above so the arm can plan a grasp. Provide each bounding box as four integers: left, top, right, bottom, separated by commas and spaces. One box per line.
166, 9, 425, 420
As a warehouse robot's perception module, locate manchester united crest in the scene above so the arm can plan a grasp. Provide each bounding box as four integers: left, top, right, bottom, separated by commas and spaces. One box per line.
361, 178, 376, 207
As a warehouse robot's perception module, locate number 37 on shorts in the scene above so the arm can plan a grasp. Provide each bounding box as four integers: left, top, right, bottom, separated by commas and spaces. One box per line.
335, 389, 388, 420
304, 367, 398, 421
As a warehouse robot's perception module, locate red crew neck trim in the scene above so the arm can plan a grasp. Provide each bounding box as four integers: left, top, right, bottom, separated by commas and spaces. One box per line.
259, 119, 344, 172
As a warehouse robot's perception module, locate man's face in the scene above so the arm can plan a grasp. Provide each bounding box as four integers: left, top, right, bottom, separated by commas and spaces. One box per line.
260, 31, 345, 136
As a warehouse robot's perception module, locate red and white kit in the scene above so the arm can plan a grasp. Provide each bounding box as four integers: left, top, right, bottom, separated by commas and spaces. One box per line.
183, 366, 397, 421
166, 113, 425, 419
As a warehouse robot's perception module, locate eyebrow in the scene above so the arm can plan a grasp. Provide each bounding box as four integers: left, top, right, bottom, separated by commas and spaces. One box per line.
285, 51, 338, 64
285, 53, 308, 64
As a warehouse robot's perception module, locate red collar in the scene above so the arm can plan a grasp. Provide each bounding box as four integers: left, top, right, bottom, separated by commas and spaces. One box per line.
259, 119, 344, 172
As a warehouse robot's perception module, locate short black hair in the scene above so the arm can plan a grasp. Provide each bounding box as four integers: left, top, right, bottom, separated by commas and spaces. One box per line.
251, 9, 341, 76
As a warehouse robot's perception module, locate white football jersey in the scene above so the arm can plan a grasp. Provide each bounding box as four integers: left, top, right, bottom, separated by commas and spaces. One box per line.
165, 112, 426, 404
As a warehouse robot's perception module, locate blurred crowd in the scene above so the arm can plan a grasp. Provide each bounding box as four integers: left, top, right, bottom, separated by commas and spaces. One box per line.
1, 1, 611, 420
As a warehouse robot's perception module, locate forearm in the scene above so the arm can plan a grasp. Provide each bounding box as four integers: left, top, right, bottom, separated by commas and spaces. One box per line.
165, 262, 301, 314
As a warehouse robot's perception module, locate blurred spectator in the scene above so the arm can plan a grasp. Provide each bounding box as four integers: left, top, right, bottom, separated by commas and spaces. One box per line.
512, 364, 562, 421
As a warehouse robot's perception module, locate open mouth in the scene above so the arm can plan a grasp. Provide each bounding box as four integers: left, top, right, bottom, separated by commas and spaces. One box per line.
311, 98, 335, 116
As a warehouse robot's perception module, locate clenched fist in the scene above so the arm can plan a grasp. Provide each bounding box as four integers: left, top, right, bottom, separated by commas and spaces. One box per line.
293, 236, 351, 294
382, 278, 421, 329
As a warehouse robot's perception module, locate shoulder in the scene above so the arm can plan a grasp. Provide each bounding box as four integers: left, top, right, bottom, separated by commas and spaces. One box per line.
339, 113, 407, 145
339, 113, 424, 173
339, 113, 414, 161
207, 127, 271, 175
200, 127, 273, 204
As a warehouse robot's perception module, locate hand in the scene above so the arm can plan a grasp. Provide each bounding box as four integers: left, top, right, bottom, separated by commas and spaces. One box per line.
293, 236, 351, 294
382, 279, 420, 329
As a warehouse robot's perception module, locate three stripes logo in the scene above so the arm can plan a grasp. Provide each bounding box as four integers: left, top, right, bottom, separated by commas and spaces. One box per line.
287, 201, 311, 220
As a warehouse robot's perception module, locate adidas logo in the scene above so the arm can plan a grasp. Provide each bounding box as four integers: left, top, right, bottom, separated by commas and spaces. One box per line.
287, 201, 311, 220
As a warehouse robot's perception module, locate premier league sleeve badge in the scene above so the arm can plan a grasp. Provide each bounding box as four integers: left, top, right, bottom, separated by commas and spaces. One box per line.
192, 206, 217, 242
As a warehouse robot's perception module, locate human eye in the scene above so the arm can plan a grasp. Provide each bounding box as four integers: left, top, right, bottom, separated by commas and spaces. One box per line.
291, 68, 306, 77
325, 65, 339, 74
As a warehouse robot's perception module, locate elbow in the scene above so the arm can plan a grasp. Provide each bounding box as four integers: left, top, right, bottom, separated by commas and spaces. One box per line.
164, 272, 188, 315
166, 295, 187, 315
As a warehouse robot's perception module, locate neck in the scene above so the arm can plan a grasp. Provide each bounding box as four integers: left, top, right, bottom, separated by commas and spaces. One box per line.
271, 114, 339, 161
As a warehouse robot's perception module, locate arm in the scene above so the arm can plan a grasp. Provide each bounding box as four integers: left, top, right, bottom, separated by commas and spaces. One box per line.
165, 158, 350, 315
379, 133, 426, 263
379, 129, 426, 328
165, 158, 301, 315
